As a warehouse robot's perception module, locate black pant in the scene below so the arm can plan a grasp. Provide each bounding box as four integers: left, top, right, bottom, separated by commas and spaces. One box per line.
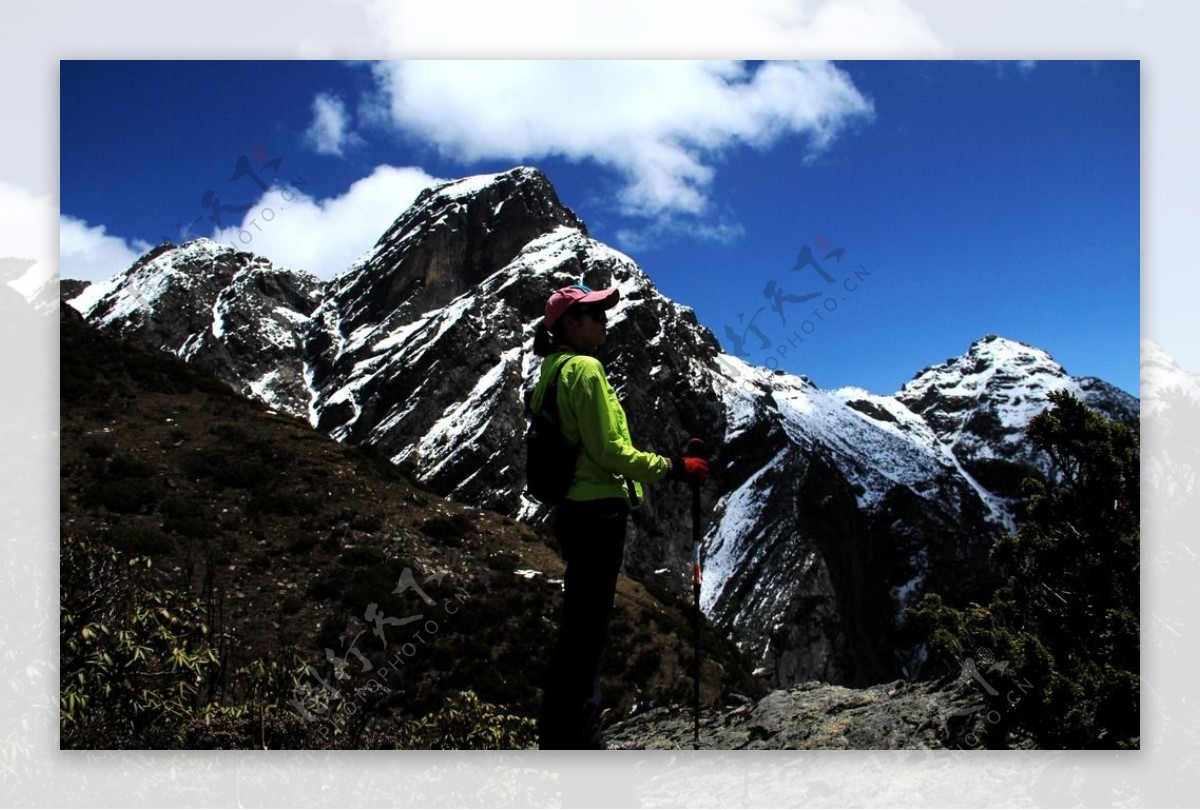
537, 497, 629, 749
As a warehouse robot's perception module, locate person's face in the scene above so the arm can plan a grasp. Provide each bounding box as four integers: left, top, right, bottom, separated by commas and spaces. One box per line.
561, 305, 608, 352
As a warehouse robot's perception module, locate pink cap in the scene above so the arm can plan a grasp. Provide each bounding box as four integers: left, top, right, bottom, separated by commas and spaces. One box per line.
544, 284, 620, 329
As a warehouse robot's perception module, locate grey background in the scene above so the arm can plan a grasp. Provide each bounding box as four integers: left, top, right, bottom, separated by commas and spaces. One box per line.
2, 1, 1185, 806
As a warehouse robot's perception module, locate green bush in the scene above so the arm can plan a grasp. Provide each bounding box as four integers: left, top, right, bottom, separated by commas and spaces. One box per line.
289, 534, 318, 554
182, 448, 274, 490
396, 691, 536, 749
320, 532, 342, 555
83, 441, 115, 459
61, 535, 218, 748
486, 550, 521, 573
209, 423, 251, 444
628, 647, 662, 682
213, 459, 273, 490
109, 455, 156, 478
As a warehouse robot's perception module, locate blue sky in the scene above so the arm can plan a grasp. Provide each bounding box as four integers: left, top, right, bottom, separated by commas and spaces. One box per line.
60, 60, 1139, 397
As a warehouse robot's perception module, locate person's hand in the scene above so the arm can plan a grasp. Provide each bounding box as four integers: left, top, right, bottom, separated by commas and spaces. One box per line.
668, 438, 709, 484
670, 455, 709, 484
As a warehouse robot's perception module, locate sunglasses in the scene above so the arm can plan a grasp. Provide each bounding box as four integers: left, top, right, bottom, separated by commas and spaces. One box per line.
571, 306, 608, 324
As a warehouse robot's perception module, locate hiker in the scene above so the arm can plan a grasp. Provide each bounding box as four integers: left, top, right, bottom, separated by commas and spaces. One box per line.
529, 283, 709, 750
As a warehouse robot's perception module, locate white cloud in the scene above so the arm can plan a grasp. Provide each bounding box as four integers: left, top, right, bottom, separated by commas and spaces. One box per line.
368, 60, 874, 223
616, 215, 746, 255
358, 0, 942, 56
210, 164, 442, 279
304, 91, 364, 157
58, 215, 152, 283
1, 181, 56, 265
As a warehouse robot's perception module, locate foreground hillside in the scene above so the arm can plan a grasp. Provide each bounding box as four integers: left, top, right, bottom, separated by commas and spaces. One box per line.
60, 311, 764, 748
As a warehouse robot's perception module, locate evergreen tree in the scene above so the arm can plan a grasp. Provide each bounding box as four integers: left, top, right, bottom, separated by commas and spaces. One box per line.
911, 390, 1139, 748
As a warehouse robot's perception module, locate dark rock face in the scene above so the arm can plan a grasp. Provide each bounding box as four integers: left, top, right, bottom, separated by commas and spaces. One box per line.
327, 167, 587, 338
59, 278, 91, 307
66, 168, 1140, 692
75, 239, 323, 419
698, 358, 1005, 688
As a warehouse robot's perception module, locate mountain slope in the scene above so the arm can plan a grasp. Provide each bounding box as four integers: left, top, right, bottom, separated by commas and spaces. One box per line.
59, 310, 763, 747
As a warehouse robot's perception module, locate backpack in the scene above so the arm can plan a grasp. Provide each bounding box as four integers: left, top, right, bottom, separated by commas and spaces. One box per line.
524, 356, 579, 504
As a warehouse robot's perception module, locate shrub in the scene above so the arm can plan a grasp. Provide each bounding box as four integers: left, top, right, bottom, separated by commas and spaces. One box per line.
395, 691, 536, 749
61, 535, 219, 748
320, 532, 342, 555
248, 491, 320, 516
289, 534, 318, 554
213, 459, 273, 490
83, 441, 115, 459
486, 550, 521, 573
209, 423, 250, 444
109, 454, 156, 478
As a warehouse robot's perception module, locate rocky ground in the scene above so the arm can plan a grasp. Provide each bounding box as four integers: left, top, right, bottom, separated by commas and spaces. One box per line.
606, 677, 994, 750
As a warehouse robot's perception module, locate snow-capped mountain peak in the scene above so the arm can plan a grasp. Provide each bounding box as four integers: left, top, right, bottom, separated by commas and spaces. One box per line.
69, 238, 323, 417
895, 333, 1137, 502
899, 334, 1068, 418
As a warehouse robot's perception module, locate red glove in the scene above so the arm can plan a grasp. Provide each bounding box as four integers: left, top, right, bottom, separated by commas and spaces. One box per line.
669, 455, 709, 484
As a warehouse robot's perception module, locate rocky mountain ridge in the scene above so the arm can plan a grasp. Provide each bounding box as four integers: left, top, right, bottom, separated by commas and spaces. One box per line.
71, 239, 323, 418
66, 166, 1139, 690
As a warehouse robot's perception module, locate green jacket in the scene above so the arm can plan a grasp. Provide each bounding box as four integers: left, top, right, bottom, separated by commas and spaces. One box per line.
530, 352, 669, 505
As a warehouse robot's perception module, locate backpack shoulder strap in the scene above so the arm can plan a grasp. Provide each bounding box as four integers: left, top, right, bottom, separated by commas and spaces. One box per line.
541, 353, 577, 417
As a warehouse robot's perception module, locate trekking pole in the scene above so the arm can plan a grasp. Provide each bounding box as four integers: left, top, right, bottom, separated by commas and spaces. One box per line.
684, 437, 707, 750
